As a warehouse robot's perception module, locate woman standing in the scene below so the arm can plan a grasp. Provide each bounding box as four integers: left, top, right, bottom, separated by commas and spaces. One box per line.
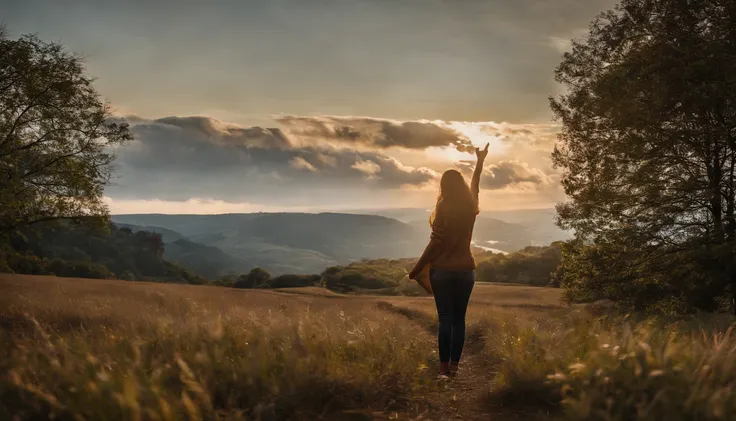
409, 143, 488, 378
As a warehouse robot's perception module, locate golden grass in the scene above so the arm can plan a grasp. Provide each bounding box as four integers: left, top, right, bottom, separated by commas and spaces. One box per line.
11, 274, 736, 420
0, 273, 577, 421
471, 308, 736, 421
2, 274, 453, 420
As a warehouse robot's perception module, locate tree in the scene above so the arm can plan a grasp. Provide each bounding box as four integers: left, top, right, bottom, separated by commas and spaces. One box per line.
551, 0, 736, 312
0, 29, 132, 233
233, 267, 271, 289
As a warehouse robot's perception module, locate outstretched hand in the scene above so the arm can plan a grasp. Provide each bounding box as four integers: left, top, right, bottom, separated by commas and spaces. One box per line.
476, 143, 489, 161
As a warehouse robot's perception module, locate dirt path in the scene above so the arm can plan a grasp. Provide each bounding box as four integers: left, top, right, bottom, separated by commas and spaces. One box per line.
373, 301, 549, 421
372, 302, 491, 421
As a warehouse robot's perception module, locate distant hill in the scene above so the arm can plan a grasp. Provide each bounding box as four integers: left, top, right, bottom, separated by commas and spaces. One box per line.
163, 238, 254, 279
113, 223, 253, 279
407, 216, 536, 252
352, 207, 573, 248
114, 223, 184, 242
1, 220, 205, 284
111, 210, 570, 276
111, 213, 425, 275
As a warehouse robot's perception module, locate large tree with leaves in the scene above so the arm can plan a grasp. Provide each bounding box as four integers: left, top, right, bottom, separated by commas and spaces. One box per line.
551, 0, 736, 312
0, 29, 131, 233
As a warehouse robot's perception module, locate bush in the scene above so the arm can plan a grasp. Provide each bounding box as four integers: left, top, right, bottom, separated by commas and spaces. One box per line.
556, 239, 731, 314
264, 274, 321, 288
47, 259, 113, 279
233, 267, 271, 288
475, 242, 563, 287
321, 259, 410, 293
4, 253, 51, 275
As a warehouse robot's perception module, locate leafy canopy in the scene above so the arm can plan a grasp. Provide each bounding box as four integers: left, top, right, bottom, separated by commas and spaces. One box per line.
551, 0, 736, 312
0, 29, 131, 232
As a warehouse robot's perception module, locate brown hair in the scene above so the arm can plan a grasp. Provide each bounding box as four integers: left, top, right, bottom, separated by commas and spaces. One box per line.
429, 169, 479, 226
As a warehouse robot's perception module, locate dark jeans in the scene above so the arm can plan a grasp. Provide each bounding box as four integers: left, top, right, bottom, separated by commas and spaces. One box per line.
429, 268, 475, 363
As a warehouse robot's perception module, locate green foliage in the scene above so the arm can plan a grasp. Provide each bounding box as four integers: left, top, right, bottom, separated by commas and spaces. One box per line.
0, 29, 132, 233
557, 239, 730, 313
550, 0, 736, 313
476, 243, 563, 287
157, 237, 252, 280
321, 259, 412, 293
47, 258, 113, 279
1, 219, 206, 284
263, 274, 321, 289
233, 267, 272, 289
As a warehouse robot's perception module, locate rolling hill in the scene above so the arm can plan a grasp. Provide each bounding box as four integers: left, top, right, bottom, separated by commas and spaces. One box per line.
111, 213, 425, 275
348, 207, 573, 247
112, 211, 566, 277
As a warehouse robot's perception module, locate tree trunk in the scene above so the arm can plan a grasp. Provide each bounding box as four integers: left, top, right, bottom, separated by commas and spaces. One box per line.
712, 153, 724, 243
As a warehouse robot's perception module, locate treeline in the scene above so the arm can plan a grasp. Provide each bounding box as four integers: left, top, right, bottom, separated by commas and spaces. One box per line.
475, 242, 563, 287
550, 0, 736, 314
0, 220, 205, 285
1, 216, 565, 295
222, 245, 564, 294
219, 258, 428, 296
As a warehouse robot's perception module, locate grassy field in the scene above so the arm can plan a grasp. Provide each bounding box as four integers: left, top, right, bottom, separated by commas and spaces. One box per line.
2, 274, 736, 420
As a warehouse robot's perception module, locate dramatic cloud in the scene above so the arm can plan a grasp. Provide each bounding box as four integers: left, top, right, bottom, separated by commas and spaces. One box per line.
108, 116, 440, 202
276, 115, 475, 152
485, 161, 554, 189
351, 160, 381, 176
151, 116, 291, 149
455, 160, 553, 190
290, 157, 317, 172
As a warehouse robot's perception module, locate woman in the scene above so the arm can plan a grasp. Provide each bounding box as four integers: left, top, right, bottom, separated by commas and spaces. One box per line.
409, 143, 488, 378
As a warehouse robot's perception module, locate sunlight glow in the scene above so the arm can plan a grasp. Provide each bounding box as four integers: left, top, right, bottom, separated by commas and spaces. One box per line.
425, 121, 508, 162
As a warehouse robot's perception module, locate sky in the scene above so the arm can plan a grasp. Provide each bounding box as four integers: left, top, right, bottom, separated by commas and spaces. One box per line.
3, 0, 617, 214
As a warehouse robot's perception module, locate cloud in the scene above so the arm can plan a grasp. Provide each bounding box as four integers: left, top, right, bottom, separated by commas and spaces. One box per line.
352, 160, 381, 176
141, 116, 291, 149
455, 160, 553, 190
485, 161, 554, 189
276, 115, 476, 152
290, 157, 317, 172
107, 115, 439, 202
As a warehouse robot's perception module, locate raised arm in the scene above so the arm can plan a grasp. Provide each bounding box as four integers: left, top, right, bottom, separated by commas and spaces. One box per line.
471, 143, 489, 199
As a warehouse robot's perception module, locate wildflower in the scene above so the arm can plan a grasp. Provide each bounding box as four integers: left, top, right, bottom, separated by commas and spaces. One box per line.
569, 362, 586, 373
547, 372, 567, 381
649, 369, 664, 378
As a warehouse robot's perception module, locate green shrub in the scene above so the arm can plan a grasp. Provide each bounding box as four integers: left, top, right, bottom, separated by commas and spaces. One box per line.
321, 259, 410, 293
264, 274, 321, 288
475, 242, 563, 287
47, 259, 114, 279
233, 267, 271, 288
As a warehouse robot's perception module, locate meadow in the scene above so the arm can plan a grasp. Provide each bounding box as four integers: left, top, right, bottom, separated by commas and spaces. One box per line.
2, 274, 736, 421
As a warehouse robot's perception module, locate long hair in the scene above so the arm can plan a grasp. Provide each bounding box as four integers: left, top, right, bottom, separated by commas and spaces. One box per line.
429, 169, 478, 226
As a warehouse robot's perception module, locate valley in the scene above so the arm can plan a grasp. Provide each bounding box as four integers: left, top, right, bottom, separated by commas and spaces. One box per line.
111, 209, 571, 277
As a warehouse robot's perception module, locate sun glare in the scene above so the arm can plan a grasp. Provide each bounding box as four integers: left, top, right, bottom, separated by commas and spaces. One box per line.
426, 122, 507, 162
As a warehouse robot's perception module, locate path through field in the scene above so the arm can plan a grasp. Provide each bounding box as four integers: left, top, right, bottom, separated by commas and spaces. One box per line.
374, 298, 554, 421
0, 274, 562, 421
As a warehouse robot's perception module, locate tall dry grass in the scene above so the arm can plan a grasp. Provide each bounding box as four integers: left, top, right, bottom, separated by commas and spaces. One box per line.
0, 276, 438, 420
477, 310, 736, 420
